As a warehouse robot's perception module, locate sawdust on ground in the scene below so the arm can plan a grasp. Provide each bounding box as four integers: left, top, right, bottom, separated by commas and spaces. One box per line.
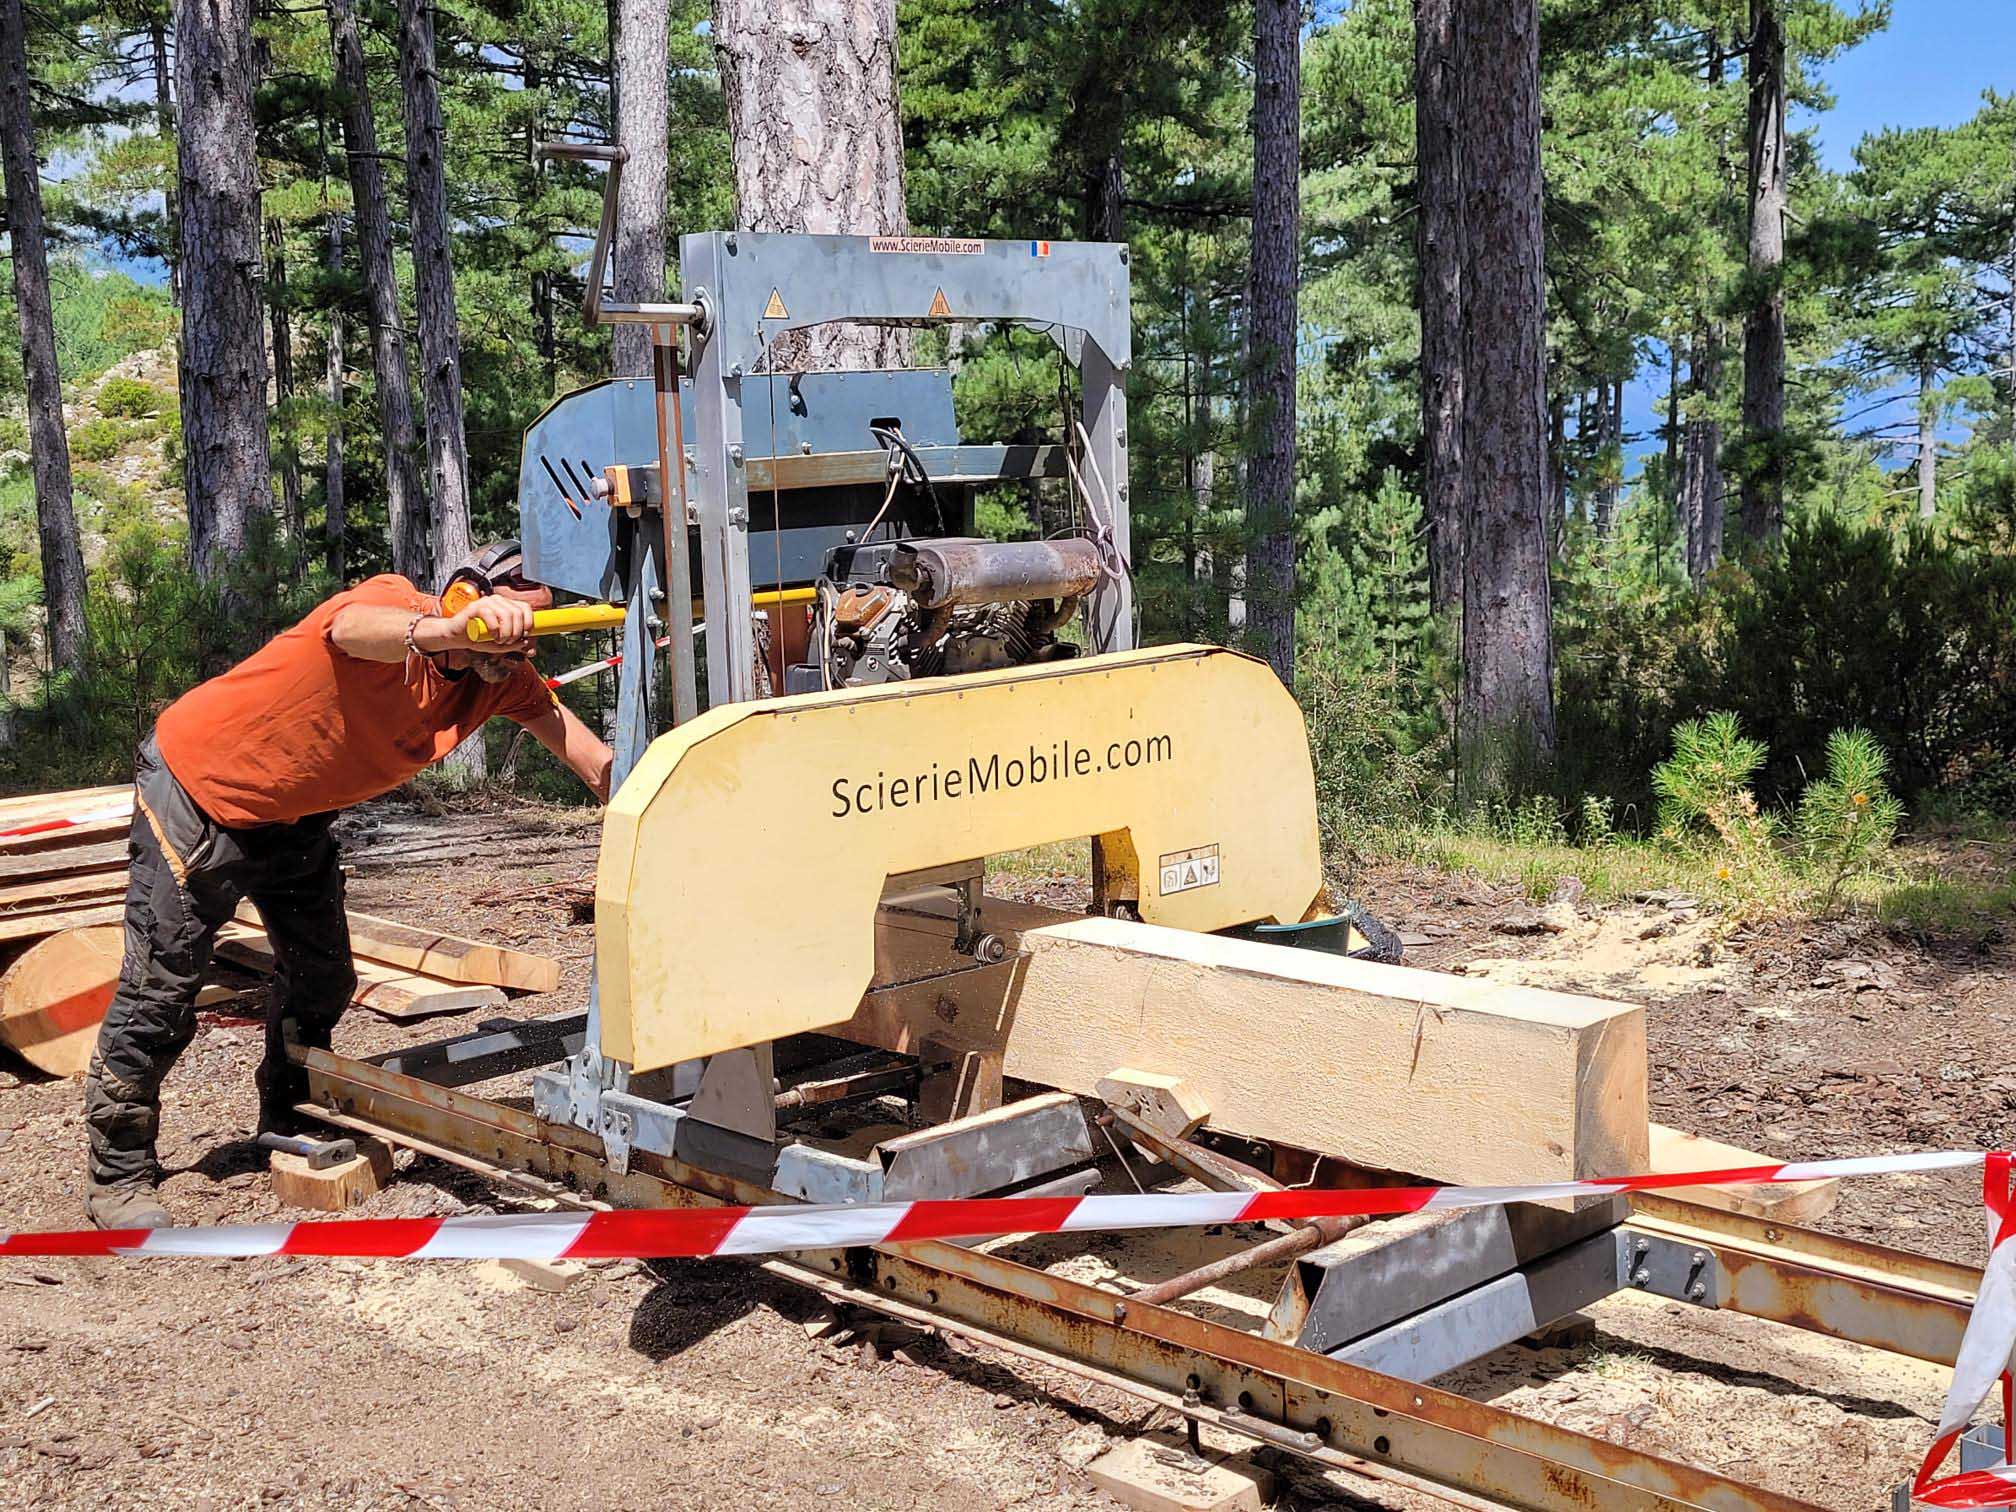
1458, 907, 1734, 996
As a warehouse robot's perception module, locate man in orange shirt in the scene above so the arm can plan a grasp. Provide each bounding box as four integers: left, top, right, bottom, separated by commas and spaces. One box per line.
84, 542, 613, 1229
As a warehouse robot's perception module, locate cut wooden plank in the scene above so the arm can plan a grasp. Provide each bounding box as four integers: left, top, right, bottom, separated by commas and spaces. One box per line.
990, 917, 1646, 1188
0, 902, 126, 944
0, 869, 127, 914
0, 815, 131, 854
0, 840, 130, 884
1647, 1123, 1839, 1224
0, 784, 127, 817
0, 924, 123, 1075
232, 902, 560, 993
215, 923, 506, 1021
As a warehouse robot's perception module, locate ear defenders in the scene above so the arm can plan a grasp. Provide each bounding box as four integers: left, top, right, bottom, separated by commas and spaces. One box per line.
439, 540, 527, 618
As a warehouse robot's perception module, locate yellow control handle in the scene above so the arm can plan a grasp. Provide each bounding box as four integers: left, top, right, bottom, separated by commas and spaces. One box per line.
462, 587, 818, 642
463, 604, 631, 642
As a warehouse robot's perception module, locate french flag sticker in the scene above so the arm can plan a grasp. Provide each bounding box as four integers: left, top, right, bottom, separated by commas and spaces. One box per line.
1030, 240, 1051, 257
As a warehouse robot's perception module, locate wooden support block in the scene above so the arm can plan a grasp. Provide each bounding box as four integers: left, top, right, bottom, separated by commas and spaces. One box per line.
1095, 1068, 1211, 1138
1648, 1123, 1839, 1224
1084, 1434, 1274, 1512
1005, 917, 1646, 1187
497, 1257, 586, 1292
269, 1136, 395, 1212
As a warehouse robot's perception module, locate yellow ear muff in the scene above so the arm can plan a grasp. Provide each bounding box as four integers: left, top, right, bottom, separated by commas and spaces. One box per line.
440, 577, 484, 617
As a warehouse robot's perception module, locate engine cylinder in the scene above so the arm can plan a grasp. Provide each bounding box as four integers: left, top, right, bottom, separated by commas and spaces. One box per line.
888, 537, 1102, 609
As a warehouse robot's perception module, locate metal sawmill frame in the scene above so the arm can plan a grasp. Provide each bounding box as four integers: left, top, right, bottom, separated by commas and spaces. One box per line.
510, 181, 1142, 1193
290, 1034, 1980, 1512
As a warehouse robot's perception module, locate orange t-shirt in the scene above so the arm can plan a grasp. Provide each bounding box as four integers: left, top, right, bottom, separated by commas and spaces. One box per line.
155, 574, 558, 827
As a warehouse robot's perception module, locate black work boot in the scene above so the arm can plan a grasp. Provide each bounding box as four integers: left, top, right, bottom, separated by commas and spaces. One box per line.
254, 1056, 309, 1139
84, 1178, 172, 1230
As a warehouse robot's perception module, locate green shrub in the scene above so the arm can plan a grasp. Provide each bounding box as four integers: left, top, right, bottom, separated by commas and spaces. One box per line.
1707, 518, 2016, 806
1794, 729, 1904, 916
69, 418, 123, 462
96, 376, 160, 419
1651, 712, 1795, 913
0, 416, 25, 453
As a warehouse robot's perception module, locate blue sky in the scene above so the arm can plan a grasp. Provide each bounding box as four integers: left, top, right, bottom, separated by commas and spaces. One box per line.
1620, 0, 2014, 469
1811, 0, 2013, 173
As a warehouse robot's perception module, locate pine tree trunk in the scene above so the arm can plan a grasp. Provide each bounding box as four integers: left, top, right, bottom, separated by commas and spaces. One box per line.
0, 0, 86, 673
397, 0, 481, 781
526, 52, 556, 387
1664, 340, 1680, 512
266, 218, 304, 557
1076, 74, 1125, 242
148, 18, 179, 303
395, 0, 472, 580
1413, 0, 1463, 617
711, 0, 909, 371
175, 0, 272, 593
1546, 391, 1565, 555
1594, 377, 1621, 536
1917, 354, 1937, 519
1682, 334, 1724, 584
611, 0, 668, 379
1244, 0, 1300, 688
1454, 0, 1555, 803
324, 214, 347, 580
1738, 0, 1786, 550
330, 0, 430, 583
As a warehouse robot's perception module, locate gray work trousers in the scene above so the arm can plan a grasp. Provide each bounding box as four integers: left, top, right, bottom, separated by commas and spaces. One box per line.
83, 735, 356, 1186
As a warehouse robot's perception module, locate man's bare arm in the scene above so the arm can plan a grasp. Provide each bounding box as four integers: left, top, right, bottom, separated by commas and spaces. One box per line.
328, 596, 535, 662
523, 703, 615, 802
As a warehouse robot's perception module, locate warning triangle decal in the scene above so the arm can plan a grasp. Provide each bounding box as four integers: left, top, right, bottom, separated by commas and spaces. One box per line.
927, 287, 953, 318
762, 287, 789, 320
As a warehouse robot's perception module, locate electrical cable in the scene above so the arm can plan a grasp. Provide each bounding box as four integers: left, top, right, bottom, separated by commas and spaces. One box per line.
869, 422, 947, 534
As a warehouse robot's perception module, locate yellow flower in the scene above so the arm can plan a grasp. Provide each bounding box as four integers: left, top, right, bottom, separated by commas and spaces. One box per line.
1716, 865, 1731, 880
1852, 792, 1869, 806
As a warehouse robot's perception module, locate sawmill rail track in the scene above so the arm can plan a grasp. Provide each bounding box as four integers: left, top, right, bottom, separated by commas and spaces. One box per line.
294, 1042, 1975, 1512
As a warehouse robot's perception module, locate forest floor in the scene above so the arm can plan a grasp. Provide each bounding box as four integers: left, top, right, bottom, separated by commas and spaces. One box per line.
0, 794, 2008, 1510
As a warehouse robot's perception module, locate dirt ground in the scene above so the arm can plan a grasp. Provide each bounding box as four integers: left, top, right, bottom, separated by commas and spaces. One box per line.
0, 798, 2007, 1510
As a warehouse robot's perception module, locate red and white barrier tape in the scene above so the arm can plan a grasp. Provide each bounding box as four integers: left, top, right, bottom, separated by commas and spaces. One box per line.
544, 636, 670, 690
0, 799, 132, 841
6, 1146, 2011, 1502
0, 1149, 1986, 1261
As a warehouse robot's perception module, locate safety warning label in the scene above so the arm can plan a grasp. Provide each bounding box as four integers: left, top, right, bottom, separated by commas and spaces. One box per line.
869, 236, 984, 255
1158, 844, 1221, 896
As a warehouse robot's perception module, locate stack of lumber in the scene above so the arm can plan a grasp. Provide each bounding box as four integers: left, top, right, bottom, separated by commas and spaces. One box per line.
0, 785, 563, 1076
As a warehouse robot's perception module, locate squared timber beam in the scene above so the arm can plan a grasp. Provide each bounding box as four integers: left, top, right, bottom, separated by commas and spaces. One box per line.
1000, 918, 1646, 1187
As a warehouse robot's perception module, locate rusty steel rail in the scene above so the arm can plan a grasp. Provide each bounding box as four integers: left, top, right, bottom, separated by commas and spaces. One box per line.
294, 1046, 1851, 1512
1627, 1193, 1978, 1367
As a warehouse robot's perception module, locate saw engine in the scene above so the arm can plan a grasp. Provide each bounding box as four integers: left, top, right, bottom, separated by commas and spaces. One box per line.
789, 536, 1103, 691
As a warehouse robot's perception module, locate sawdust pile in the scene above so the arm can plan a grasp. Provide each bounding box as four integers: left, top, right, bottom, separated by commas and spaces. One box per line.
1460, 907, 1733, 997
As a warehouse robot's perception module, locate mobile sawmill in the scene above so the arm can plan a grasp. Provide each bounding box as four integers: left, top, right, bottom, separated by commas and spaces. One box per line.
281, 142, 1996, 1511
